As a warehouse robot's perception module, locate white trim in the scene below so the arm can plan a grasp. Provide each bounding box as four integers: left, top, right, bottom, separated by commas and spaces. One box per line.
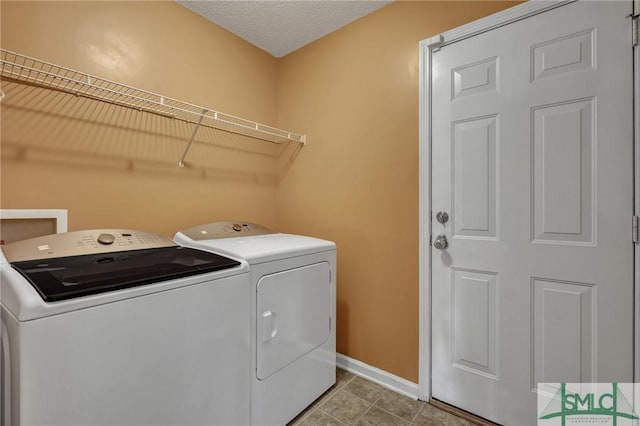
0, 209, 68, 233
336, 353, 419, 400
435, 0, 575, 49
417, 34, 432, 402
418, 0, 585, 404
634, 0, 640, 384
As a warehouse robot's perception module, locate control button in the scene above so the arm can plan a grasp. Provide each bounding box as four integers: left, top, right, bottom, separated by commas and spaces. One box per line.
232, 224, 242, 232
97, 233, 115, 245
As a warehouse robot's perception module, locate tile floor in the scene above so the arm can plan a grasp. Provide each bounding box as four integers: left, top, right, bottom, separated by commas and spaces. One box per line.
288, 369, 475, 426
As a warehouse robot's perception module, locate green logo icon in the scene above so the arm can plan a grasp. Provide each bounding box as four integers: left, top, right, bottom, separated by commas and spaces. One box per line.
539, 383, 639, 426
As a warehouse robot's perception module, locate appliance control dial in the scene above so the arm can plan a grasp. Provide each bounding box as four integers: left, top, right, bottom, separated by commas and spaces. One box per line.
97, 233, 115, 245
232, 224, 242, 232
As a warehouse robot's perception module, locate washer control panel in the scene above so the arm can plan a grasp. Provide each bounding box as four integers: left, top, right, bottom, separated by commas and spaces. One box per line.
2, 229, 176, 262
179, 221, 274, 241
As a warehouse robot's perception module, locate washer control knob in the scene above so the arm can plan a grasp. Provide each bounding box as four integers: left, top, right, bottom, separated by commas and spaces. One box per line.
97, 233, 115, 245
232, 223, 242, 232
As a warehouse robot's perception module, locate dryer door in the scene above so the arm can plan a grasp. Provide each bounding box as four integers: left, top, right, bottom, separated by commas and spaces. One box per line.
256, 262, 331, 380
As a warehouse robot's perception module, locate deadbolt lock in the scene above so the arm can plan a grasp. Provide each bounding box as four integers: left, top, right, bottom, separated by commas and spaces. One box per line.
435, 211, 449, 225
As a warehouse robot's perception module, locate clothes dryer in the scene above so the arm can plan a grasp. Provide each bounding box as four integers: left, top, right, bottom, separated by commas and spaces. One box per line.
174, 222, 336, 426
0, 229, 251, 426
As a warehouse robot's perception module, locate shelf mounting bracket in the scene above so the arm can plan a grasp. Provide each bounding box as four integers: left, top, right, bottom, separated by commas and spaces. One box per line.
178, 108, 207, 168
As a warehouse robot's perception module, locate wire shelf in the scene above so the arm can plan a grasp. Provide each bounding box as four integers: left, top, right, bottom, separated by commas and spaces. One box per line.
0, 49, 306, 147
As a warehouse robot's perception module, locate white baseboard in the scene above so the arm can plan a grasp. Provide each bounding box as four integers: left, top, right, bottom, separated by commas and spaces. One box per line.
336, 353, 420, 400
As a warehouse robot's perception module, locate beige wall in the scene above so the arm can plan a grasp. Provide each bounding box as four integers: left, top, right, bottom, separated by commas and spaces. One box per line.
276, 1, 520, 382
2, 1, 520, 384
1, 1, 281, 235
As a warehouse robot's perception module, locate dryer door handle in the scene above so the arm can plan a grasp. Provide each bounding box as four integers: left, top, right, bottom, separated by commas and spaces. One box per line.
261, 310, 278, 343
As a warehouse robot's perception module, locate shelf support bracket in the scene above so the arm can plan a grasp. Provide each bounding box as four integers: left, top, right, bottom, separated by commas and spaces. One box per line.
178, 108, 207, 168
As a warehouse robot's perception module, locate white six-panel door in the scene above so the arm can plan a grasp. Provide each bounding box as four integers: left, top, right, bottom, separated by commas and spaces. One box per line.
428, 1, 634, 424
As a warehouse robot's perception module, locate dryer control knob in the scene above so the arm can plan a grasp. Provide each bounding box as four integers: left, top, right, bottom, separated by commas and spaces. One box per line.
97, 233, 115, 245
232, 224, 242, 232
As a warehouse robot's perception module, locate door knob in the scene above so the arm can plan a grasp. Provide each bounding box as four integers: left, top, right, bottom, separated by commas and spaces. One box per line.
433, 235, 448, 250
435, 211, 449, 224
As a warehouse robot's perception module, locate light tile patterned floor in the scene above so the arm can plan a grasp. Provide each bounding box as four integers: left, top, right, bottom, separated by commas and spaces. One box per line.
288, 369, 475, 426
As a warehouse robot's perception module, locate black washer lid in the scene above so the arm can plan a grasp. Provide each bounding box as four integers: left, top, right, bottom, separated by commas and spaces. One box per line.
10, 246, 240, 302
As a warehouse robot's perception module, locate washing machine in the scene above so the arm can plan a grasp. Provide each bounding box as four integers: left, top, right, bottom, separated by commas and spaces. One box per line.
174, 221, 336, 425
0, 229, 251, 426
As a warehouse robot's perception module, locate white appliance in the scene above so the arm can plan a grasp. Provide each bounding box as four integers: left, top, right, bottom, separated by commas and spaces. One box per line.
174, 222, 336, 425
0, 229, 251, 426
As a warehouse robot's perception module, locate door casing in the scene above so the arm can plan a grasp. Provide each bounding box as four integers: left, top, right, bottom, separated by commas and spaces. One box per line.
418, 0, 639, 401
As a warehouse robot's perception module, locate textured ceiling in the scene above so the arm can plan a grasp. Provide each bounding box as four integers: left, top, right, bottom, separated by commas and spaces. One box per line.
176, 1, 392, 58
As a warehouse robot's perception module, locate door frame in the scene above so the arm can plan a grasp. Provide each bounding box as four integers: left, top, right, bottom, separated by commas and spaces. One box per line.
633, 0, 640, 390
418, 0, 637, 401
